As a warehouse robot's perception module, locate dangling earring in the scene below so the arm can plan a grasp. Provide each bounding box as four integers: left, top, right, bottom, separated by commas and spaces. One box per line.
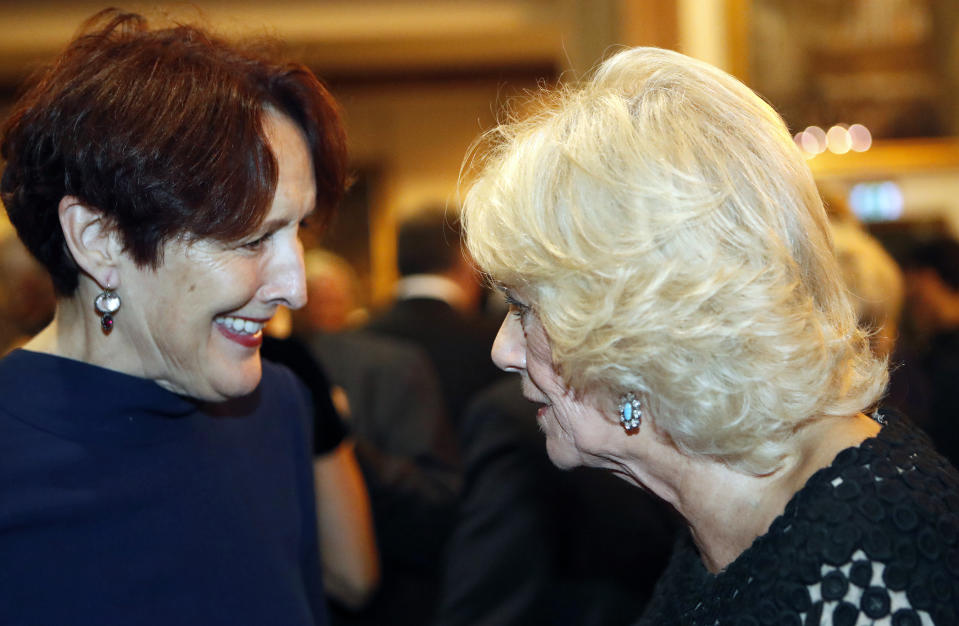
94, 288, 121, 333
619, 392, 641, 432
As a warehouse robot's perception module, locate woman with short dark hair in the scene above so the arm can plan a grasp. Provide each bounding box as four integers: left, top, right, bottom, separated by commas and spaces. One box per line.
0, 9, 348, 624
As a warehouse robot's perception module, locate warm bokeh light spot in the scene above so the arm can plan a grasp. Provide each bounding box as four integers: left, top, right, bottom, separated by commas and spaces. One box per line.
826, 125, 852, 154
848, 124, 872, 152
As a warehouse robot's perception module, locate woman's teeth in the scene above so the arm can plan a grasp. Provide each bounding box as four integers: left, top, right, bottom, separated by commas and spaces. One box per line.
216, 316, 264, 335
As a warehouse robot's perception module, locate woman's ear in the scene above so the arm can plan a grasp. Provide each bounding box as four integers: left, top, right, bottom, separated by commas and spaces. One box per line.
58, 196, 122, 289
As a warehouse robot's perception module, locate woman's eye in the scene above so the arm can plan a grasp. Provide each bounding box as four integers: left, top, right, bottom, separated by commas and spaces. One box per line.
505, 295, 529, 319
241, 232, 272, 250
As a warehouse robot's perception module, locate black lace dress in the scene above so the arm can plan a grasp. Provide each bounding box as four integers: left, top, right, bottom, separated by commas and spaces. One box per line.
637, 409, 959, 626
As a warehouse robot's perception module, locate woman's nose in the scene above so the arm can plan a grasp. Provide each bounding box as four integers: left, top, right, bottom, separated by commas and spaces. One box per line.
491, 315, 526, 373
261, 236, 307, 310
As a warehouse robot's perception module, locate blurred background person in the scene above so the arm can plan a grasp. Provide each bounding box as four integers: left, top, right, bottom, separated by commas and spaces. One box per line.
262, 309, 381, 611
434, 376, 677, 626
295, 248, 370, 334
365, 207, 505, 431
298, 250, 455, 475
0, 10, 348, 624
825, 215, 945, 458
820, 185, 939, 441
462, 47, 959, 625
828, 218, 905, 360
896, 236, 959, 467
294, 248, 460, 626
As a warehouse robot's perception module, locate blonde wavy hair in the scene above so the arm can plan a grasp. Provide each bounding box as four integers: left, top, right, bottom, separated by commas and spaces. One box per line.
461, 47, 887, 475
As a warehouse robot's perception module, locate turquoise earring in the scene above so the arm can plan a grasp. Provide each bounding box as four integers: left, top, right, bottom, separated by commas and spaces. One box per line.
619, 392, 641, 432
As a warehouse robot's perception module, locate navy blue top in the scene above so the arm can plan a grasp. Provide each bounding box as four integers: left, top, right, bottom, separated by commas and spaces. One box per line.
0, 349, 328, 625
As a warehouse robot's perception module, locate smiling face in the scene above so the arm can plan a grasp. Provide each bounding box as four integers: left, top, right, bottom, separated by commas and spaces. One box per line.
491, 288, 621, 469
111, 110, 316, 401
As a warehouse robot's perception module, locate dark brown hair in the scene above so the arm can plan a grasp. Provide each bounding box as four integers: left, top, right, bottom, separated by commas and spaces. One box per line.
1, 9, 348, 295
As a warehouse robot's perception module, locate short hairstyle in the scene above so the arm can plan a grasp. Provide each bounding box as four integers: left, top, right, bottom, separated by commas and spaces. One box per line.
1, 9, 348, 295
462, 47, 887, 474
397, 206, 462, 276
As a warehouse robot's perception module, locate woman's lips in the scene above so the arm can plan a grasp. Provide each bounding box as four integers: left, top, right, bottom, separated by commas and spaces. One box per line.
523, 389, 549, 419
214, 315, 266, 348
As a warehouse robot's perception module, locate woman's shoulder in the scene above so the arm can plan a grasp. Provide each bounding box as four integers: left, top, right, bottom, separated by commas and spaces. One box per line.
0, 348, 78, 379
0, 348, 196, 426
785, 407, 959, 539
764, 408, 959, 621
869, 406, 959, 486
788, 408, 959, 506
637, 409, 959, 625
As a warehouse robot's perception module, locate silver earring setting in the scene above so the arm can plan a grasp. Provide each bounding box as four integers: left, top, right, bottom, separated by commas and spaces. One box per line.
619, 392, 641, 432
94, 289, 121, 333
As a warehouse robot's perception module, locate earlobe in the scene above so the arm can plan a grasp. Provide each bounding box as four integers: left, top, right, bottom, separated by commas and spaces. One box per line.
58, 196, 121, 289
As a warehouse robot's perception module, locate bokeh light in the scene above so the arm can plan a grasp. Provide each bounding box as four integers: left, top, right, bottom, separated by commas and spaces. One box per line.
799, 125, 827, 155
826, 125, 852, 154
795, 123, 872, 158
849, 181, 903, 221
848, 124, 872, 152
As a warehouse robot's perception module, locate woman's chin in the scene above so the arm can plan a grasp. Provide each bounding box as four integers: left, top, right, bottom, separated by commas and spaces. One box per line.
544, 438, 582, 470
210, 366, 262, 401
165, 356, 263, 402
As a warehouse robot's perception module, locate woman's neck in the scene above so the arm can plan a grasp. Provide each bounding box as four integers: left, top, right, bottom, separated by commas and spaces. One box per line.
24, 294, 98, 363
619, 412, 880, 574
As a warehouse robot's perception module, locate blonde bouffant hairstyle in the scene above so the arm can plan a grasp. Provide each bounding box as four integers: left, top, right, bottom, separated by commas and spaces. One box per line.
461, 47, 887, 475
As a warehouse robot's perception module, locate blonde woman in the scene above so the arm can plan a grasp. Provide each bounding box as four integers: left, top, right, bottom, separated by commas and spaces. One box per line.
462, 47, 959, 625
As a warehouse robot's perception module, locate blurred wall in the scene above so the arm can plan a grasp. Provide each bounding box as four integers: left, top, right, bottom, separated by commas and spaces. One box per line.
2, 0, 959, 303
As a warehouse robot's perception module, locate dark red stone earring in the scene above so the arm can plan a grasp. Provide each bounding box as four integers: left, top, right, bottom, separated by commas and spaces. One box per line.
94, 289, 121, 333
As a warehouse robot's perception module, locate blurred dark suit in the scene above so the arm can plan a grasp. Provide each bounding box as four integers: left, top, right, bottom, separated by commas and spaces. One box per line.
366, 296, 503, 428
307, 330, 460, 625
435, 377, 679, 626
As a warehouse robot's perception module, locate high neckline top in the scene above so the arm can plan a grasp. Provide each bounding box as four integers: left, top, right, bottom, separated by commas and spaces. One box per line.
0, 346, 328, 625
0, 348, 200, 445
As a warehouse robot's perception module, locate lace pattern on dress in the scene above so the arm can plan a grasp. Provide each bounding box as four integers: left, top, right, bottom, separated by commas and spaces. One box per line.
637, 408, 959, 626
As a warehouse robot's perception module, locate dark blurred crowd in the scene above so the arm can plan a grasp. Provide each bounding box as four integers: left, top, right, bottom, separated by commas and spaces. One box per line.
825, 197, 959, 469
